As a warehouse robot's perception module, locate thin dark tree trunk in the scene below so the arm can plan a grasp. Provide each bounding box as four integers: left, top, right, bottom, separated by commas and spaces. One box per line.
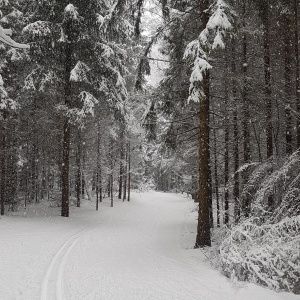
110, 174, 113, 207
76, 130, 81, 208
96, 121, 100, 210
233, 102, 240, 222
208, 149, 213, 228
107, 176, 111, 198
118, 129, 124, 199
123, 144, 127, 201
242, 0, 251, 217
224, 89, 229, 225
0, 117, 6, 216
81, 142, 86, 197
99, 163, 102, 203
127, 142, 131, 202
33, 96, 39, 203
195, 0, 211, 248
251, 120, 262, 162
284, 13, 293, 156
264, 6, 273, 159
25, 140, 29, 209
242, 1, 250, 165
96, 170, 99, 210
212, 113, 220, 227
61, 33, 73, 217
41, 150, 46, 200
232, 39, 240, 223
110, 139, 113, 207
118, 161, 123, 199
261, 2, 274, 210
295, 0, 300, 147
25, 166, 29, 210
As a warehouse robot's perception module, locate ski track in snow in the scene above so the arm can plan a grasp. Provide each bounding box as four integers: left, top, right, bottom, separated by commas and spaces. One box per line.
0, 191, 299, 300
41, 227, 90, 300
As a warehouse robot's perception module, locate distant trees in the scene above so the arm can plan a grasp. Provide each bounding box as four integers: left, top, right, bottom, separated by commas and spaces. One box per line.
0, 0, 145, 216
140, 0, 300, 250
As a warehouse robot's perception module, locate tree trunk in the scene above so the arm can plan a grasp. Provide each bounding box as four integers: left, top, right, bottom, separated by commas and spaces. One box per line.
224, 105, 229, 225
118, 129, 124, 199
107, 176, 111, 198
195, 0, 211, 248
32, 96, 39, 203
99, 163, 102, 203
61, 32, 73, 217
208, 152, 213, 228
127, 142, 131, 202
242, 0, 251, 217
110, 139, 114, 207
232, 39, 240, 223
284, 13, 293, 156
261, 3, 274, 210
0, 117, 6, 216
76, 130, 81, 208
123, 145, 127, 201
96, 121, 100, 210
295, 0, 300, 147
263, 6, 273, 159
212, 113, 220, 227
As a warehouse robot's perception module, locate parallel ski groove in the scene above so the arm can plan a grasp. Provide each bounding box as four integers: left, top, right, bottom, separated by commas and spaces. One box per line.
41, 227, 90, 300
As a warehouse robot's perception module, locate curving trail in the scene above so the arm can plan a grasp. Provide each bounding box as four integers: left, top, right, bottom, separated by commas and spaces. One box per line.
0, 191, 298, 300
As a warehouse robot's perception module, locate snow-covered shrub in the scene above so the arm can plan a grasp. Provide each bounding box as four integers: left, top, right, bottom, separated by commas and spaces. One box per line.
215, 150, 300, 293
219, 216, 300, 292
252, 151, 300, 221
239, 161, 274, 209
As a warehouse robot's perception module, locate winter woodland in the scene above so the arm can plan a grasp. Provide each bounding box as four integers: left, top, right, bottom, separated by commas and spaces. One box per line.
0, 0, 300, 298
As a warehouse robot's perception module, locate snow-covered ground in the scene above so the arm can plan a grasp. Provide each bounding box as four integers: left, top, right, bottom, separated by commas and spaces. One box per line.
0, 191, 298, 300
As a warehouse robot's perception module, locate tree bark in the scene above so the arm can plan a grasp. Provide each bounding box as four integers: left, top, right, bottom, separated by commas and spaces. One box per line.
127, 142, 131, 202
195, 0, 211, 248
118, 129, 124, 199
261, 2, 274, 210
284, 13, 293, 156
242, 0, 251, 217
224, 102, 229, 225
96, 121, 100, 210
76, 130, 81, 208
212, 113, 220, 227
295, 0, 300, 147
0, 116, 6, 216
232, 39, 240, 223
263, 5, 273, 159
61, 31, 73, 217
123, 144, 128, 201
110, 139, 114, 207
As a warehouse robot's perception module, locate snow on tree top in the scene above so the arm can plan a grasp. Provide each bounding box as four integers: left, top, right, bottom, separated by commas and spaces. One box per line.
7, 48, 25, 62
96, 13, 104, 26
23, 21, 52, 38
64, 4, 79, 20
70, 61, 91, 83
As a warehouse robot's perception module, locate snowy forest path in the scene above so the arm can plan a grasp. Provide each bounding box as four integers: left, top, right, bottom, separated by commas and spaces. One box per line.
0, 192, 298, 300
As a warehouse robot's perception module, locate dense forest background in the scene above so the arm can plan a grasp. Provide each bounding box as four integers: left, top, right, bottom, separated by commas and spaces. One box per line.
0, 0, 299, 294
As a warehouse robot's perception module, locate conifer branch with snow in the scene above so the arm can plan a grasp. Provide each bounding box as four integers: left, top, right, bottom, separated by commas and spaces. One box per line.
184, 0, 235, 102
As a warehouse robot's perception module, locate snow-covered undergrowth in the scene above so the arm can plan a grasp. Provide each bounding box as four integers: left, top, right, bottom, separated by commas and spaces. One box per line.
213, 151, 300, 294
218, 217, 300, 293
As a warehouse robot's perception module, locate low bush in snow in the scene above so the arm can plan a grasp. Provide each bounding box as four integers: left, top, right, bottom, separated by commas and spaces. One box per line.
212, 150, 300, 294
218, 216, 300, 293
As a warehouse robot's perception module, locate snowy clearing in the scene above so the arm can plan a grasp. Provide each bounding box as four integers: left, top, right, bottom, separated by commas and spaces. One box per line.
0, 191, 298, 300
